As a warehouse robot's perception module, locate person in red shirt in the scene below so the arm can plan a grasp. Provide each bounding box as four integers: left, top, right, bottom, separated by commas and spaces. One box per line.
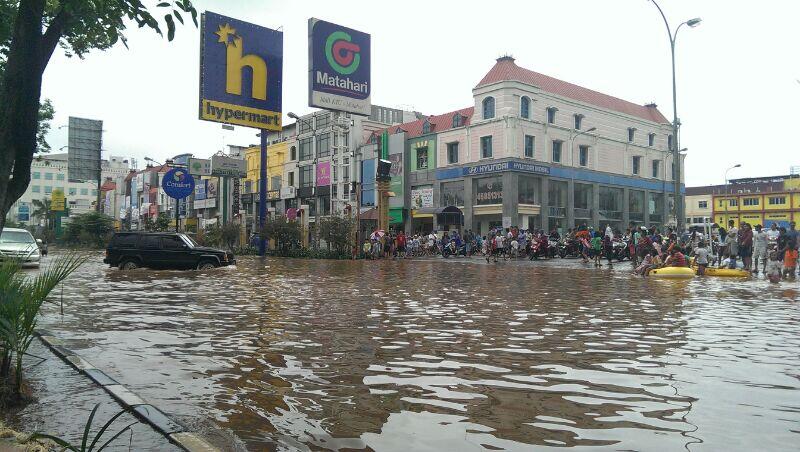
396, 231, 407, 258
665, 247, 687, 267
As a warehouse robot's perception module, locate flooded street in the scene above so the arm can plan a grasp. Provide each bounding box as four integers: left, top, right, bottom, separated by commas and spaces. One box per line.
37, 252, 800, 451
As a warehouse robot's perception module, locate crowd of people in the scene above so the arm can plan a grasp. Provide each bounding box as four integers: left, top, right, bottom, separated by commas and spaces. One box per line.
361, 220, 800, 283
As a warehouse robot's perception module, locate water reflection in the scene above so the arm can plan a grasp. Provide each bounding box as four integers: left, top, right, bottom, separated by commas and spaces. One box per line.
40, 253, 800, 451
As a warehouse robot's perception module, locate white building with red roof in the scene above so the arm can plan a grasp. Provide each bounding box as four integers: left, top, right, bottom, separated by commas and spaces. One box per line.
367, 57, 682, 235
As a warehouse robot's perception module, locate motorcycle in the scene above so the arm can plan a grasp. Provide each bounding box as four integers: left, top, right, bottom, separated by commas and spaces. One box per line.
442, 242, 467, 258
612, 238, 630, 261
558, 238, 582, 259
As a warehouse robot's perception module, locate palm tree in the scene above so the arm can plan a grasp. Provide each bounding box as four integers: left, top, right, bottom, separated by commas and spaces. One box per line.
31, 198, 53, 230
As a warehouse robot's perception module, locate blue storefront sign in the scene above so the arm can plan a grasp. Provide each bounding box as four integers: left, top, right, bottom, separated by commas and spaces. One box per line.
437, 160, 551, 180
162, 168, 195, 199
18, 203, 29, 222
199, 11, 283, 130
308, 18, 371, 116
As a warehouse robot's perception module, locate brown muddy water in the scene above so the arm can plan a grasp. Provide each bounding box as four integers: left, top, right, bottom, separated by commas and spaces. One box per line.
29, 252, 800, 451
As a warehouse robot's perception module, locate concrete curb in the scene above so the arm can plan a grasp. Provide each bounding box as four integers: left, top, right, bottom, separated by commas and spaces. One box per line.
34, 330, 219, 452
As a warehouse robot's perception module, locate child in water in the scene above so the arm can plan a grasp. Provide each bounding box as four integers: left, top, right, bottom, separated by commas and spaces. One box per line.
591, 235, 602, 267
766, 250, 782, 283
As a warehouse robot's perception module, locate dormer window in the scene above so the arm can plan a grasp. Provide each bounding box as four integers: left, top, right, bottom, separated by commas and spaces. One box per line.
422, 120, 431, 134
520, 96, 531, 119
574, 114, 584, 130
546, 107, 557, 124
452, 114, 463, 128
482, 97, 495, 120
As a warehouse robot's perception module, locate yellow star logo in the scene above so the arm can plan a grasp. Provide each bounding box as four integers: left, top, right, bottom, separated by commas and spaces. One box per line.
215, 23, 237, 46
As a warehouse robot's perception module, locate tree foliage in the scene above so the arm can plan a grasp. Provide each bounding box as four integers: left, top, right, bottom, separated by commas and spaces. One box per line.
0, 0, 197, 234
319, 215, 355, 256
63, 210, 113, 247
261, 216, 301, 255
144, 212, 170, 232
35, 98, 54, 153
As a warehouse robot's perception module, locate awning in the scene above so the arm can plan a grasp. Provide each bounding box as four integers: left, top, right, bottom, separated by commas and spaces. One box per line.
412, 210, 434, 219
360, 208, 378, 220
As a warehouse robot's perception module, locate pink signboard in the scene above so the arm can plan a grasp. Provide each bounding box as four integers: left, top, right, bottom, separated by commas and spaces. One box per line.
316, 161, 331, 186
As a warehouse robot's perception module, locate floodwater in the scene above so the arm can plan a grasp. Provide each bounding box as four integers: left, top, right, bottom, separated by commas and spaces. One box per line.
35, 252, 800, 451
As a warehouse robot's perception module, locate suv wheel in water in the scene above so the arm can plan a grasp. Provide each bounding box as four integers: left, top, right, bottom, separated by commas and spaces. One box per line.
197, 260, 217, 270
120, 259, 140, 270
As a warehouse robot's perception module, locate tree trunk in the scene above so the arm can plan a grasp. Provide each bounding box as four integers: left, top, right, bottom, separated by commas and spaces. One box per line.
0, 0, 58, 235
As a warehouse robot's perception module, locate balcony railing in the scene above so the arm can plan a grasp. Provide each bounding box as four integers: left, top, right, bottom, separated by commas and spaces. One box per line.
599, 210, 623, 220
548, 206, 566, 217
574, 208, 591, 219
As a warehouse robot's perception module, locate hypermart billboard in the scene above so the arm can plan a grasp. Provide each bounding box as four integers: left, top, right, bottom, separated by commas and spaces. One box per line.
199, 12, 283, 130
308, 18, 371, 116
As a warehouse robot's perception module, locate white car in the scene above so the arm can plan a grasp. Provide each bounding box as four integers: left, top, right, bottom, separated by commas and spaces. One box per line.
0, 227, 41, 268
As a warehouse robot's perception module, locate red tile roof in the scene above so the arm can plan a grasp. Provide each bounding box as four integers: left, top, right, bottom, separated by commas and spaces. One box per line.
371, 107, 474, 141
477, 57, 669, 124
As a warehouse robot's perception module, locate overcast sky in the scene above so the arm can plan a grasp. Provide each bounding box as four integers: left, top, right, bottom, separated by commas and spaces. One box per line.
40, 0, 799, 186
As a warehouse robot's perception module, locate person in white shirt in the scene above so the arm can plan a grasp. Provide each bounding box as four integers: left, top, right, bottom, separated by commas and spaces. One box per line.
752, 224, 769, 274
511, 239, 520, 258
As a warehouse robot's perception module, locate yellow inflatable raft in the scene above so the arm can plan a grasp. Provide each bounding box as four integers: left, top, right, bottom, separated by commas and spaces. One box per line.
700, 267, 751, 277
648, 267, 695, 279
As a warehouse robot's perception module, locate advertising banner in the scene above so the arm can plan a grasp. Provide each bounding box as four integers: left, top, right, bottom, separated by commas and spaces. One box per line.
17, 203, 29, 222
476, 176, 503, 205
199, 12, 283, 130
411, 187, 434, 209
316, 161, 331, 186
211, 155, 246, 177
195, 179, 207, 200
389, 152, 403, 201
207, 178, 219, 199
135, 173, 144, 192
188, 158, 212, 176
51, 189, 66, 211
308, 18, 371, 116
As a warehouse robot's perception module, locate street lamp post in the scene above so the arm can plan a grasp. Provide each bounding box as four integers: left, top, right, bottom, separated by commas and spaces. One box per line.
569, 127, 597, 166
649, 0, 701, 233
724, 164, 742, 192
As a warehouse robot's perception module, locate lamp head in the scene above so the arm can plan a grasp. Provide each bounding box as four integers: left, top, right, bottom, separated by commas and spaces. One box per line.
734, 164, 741, 168
687, 18, 702, 27
587, 127, 597, 132
287, 112, 299, 120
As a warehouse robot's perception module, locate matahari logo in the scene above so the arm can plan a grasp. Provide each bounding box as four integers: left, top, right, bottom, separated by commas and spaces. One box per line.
325, 31, 360, 75
215, 22, 268, 100
173, 170, 186, 182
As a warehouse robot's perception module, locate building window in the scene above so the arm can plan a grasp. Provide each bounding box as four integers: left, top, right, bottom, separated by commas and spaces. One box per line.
57, 173, 64, 181
698, 200, 708, 209
480, 136, 493, 158
729, 199, 738, 207
743, 198, 759, 206
298, 118, 312, 134
288, 172, 295, 186
671, 161, 676, 180
32, 172, 40, 179
551, 140, 562, 163
524, 135, 535, 158
579, 145, 589, 167
482, 97, 495, 120
315, 114, 330, 130
45, 173, 53, 180
416, 147, 429, 169
574, 114, 583, 130
80, 188, 88, 195
652, 160, 660, 178
290, 146, 297, 161
628, 127, 636, 143
667, 134, 674, 150
476, 176, 503, 205
632, 156, 641, 175
447, 142, 459, 164
299, 137, 313, 161
32, 185, 40, 193
648, 133, 655, 147
92, 189, 97, 196
440, 181, 464, 207
768, 196, 786, 205
452, 114, 463, 128
299, 166, 313, 188
422, 121, 431, 134
271, 175, 281, 190
69, 188, 77, 195
316, 133, 331, 158
333, 165, 338, 182
520, 96, 530, 119
518, 176, 538, 204
45, 186, 52, 194
546, 107, 557, 124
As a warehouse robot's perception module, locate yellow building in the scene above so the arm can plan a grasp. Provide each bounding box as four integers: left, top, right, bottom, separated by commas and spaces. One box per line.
242, 141, 288, 230
713, 189, 800, 228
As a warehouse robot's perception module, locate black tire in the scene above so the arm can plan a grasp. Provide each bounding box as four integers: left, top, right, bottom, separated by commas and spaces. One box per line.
197, 260, 217, 270
119, 259, 140, 270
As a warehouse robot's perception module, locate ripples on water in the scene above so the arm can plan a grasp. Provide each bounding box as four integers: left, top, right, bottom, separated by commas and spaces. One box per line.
39, 252, 800, 451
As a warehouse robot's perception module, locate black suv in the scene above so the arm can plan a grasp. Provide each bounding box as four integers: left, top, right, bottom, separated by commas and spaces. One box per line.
104, 232, 235, 270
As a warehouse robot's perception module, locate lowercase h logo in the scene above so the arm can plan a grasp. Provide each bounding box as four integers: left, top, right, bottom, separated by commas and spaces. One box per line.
325, 31, 360, 75
215, 22, 268, 100
199, 12, 283, 131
